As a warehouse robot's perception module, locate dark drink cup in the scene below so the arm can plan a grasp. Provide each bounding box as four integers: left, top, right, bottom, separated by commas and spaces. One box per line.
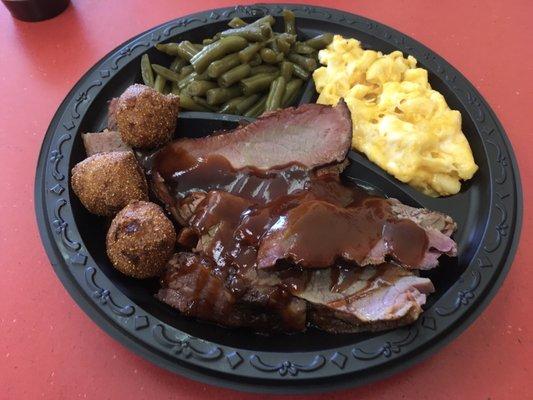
2, 0, 70, 22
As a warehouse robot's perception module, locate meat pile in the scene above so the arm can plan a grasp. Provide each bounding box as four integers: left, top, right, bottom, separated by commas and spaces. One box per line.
144, 101, 457, 333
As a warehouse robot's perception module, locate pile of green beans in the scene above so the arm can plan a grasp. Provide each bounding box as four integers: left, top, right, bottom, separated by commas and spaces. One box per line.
140, 10, 333, 116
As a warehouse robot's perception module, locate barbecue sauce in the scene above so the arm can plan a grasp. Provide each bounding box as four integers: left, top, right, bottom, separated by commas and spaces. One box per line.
153, 151, 312, 204
160, 254, 236, 319
151, 151, 430, 296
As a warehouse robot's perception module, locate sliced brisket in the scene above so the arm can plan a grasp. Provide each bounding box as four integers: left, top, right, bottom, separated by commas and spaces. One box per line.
144, 102, 457, 333
153, 101, 352, 173
296, 263, 434, 333
156, 252, 307, 332
81, 130, 131, 156
257, 199, 457, 270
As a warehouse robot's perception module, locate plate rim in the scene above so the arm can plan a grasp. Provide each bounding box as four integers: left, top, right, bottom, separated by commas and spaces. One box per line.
34, 3, 523, 393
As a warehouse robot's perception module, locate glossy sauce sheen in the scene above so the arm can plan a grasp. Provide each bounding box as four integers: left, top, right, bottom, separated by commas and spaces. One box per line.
160, 254, 236, 319
153, 150, 313, 204
256, 199, 429, 268
151, 151, 430, 294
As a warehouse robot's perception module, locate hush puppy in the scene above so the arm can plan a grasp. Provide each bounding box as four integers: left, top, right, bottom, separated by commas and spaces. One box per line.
112, 84, 180, 149
106, 201, 176, 278
71, 151, 148, 216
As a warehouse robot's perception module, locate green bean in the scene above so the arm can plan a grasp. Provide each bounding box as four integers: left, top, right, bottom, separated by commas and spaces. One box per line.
155, 43, 180, 56
268, 37, 280, 52
277, 32, 297, 44
228, 17, 247, 28
218, 64, 252, 88
151, 64, 182, 82
169, 56, 187, 73
178, 65, 194, 79
240, 72, 279, 95
288, 53, 317, 72
179, 93, 210, 111
265, 76, 286, 111
282, 9, 296, 34
243, 95, 267, 118
186, 80, 218, 96
192, 96, 218, 111
294, 42, 316, 55
280, 61, 293, 80
260, 47, 275, 63
176, 41, 200, 61
282, 79, 303, 107
238, 43, 263, 63
304, 33, 334, 49
197, 71, 211, 80
276, 37, 291, 54
154, 74, 166, 93
142, 12, 320, 116
260, 47, 283, 64
206, 86, 242, 105
219, 96, 246, 114
220, 23, 272, 42
250, 15, 275, 26
207, 53, 241, 78
177, 71, 198, 90
250, 65, 279, 75
140, 54, 154, 87
291, 62, 309, 79
194, 71, 209, 81
191, 36, 248, 73
170, 81, 180, 95
249, 53, 262, 66
235, 94, 260, 114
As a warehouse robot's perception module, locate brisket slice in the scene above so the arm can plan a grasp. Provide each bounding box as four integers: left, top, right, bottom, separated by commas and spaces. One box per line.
156, 253, 306, 332
257, 199, 457, 270
160, 161, 351, 226
148, 102, 352, 223
81, 130, 131, 156
154, 101, 352, 171
295, 263, 434, 333
157, 253, 433, 333
156, 253, 237, 324
162, 191, 440, 333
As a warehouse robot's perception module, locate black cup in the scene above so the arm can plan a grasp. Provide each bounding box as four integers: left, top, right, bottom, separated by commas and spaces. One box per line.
2, 0, 70, 22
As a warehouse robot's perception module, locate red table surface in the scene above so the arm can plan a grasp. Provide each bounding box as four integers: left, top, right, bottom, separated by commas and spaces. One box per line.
1, 0, 531, 398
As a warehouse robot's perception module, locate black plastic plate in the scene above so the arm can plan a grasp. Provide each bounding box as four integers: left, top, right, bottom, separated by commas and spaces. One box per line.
35, 4, 522, 394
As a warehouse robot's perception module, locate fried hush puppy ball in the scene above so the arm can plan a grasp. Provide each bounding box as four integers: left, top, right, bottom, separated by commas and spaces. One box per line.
71, 151, 148, 216
106, 201, 176, 278
113, 84, 180, 149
